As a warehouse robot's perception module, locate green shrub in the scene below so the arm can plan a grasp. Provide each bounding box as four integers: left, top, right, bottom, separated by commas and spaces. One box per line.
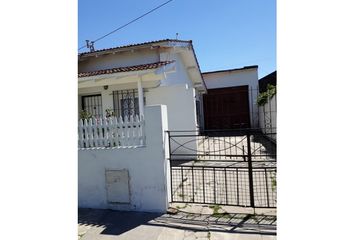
257, 84, 276, 106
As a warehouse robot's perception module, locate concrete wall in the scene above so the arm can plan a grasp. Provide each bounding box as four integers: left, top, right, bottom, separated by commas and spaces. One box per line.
202, 68, 259, 128
146, 84, 198, 159
78, 105, 170, 213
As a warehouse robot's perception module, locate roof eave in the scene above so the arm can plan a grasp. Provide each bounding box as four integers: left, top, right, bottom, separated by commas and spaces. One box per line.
78, 39, 192, 59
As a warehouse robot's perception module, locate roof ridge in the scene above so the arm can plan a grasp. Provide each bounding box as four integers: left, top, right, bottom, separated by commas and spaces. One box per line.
78, 39, 192, 56
202, 65, 258, 75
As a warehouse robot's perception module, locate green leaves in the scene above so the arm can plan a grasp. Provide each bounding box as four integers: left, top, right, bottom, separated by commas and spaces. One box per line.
79, 110, 92, 120
257, 84, 276, 106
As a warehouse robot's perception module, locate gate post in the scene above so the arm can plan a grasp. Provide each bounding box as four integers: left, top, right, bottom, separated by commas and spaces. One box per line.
167, 131, 173, 202
246, 133, 255, 207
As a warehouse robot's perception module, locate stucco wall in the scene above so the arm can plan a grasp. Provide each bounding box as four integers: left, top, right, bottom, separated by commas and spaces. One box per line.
145, 84, 197, 131
145, 84, 198, 158
78, 105, 169, 213
160, 53, 194, 88
202, 68, 259, 127
79, 49, 160, 73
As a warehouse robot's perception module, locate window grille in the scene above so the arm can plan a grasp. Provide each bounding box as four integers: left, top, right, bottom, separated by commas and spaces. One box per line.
112, 89, 142, 118
81, 94, 103, 118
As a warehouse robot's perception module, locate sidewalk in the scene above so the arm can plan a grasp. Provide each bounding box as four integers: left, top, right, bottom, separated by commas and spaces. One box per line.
78, 206, 276, 240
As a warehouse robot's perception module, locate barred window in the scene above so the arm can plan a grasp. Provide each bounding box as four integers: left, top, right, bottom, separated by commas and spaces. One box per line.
112, 89, 142, 118
81, 94, 103, 118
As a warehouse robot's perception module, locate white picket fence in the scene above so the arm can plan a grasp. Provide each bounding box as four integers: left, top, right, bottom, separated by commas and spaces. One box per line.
78, 115, 145, 149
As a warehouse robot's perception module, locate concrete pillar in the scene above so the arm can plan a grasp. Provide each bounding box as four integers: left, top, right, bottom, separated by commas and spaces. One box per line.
137, 77, 144, 117
101, 88, 113, 117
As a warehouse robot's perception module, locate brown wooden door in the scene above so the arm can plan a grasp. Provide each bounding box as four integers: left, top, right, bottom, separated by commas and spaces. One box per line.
203, 86, 250, 130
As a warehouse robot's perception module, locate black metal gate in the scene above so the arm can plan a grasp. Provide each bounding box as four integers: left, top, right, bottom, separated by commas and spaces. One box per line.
167, 129, 276, 208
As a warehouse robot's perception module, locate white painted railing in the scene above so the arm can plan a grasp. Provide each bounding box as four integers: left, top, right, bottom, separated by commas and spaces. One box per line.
78, 115, 145, 149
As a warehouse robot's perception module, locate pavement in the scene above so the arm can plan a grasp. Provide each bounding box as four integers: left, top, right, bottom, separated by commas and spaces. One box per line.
78, 205, 276, 240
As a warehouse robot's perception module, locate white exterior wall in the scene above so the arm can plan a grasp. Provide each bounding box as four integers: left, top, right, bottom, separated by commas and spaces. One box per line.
78, 105, 170, 212
145, 84, 197, 131
146, 84, 198, 159
79, 49, 160, 73
160, 52, 194, 88
202, 68, 259, 128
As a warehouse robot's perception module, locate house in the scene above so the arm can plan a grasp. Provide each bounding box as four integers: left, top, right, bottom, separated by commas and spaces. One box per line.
258, 70, 276, 93
77, 39, 269, 213
78, 39, 207, 131
198, 66, 259, 130
78, 39, 207, 212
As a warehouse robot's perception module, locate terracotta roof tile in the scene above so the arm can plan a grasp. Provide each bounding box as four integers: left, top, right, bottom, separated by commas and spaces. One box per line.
78, 60, 175, 78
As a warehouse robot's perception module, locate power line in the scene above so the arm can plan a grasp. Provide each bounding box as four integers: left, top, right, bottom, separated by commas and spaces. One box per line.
78, 0, 174, 51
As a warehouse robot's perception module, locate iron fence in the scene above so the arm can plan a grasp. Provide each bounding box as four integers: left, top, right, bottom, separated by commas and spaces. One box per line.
167, 129, 276, 208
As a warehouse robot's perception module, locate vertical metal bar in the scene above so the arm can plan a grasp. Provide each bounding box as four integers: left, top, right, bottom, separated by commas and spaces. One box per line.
224, 168, 228, 205
213, 134, 216, 161
247, 133, 255, 207
89, 96, 92, 116
202, 135, 205, 160
191, 166, 195, 202
170, 163, 174, 202
113, 91, 116, 116
265, 169, 270, 207
95, 95, 99, 117
116, 91, 119, 117
213, 168, 216, 204
96, 95, 99, 117
236, 168, 239, 205
263, 103, 266, 133
229, 136, 232, 159
181, 166, 184, 201
218, 136, 221, 160
250, 86, 253, 127
242, 145, 246, 161
208, 136, 210, 160
269, 94, 272, 134
167, 131, 173, 202
202, 166, 205, 203
81, 96, 85, 111
91, 95, 95, 116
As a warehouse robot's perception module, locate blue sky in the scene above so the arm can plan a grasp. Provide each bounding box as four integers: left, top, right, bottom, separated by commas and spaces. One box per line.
79, 0, 276, 78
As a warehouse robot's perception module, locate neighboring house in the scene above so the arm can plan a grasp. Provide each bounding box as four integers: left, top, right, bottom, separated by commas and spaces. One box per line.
258, 70, 276, 93
258, 71, 277, 140
78, 39, 207, 132
198, 66, 259, 130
